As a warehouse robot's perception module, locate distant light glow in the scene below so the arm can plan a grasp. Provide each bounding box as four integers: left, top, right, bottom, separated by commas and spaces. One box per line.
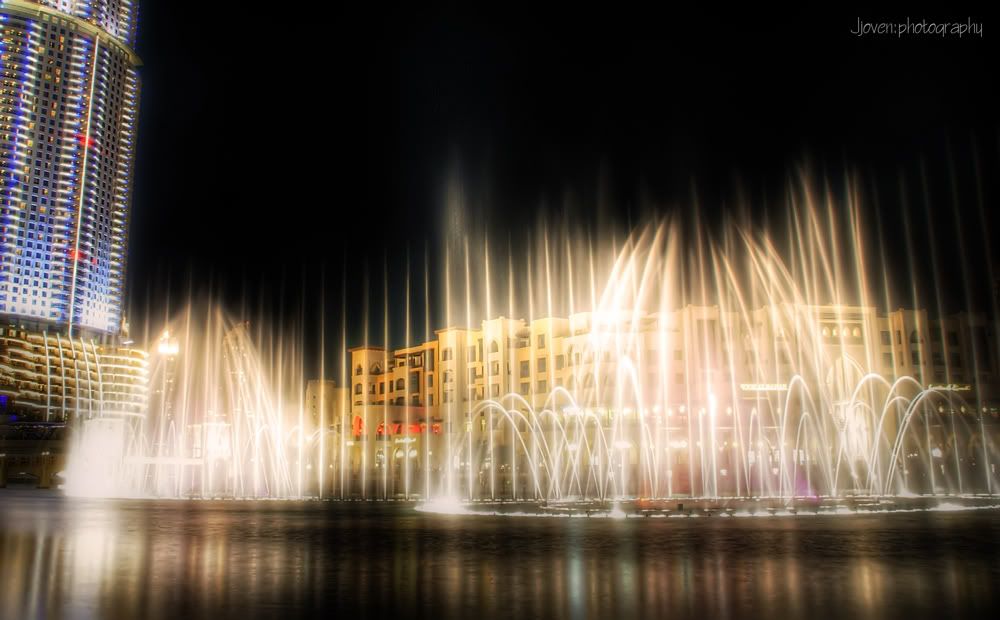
739, 383, 788, 392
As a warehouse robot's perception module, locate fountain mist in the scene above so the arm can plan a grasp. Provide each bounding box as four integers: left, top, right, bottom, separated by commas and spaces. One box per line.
65, 172, 1000, 506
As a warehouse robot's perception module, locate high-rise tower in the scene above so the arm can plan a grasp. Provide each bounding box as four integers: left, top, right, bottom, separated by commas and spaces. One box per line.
0, 0, 140, 336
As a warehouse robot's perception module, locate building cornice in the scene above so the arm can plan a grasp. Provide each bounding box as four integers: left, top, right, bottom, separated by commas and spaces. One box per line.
1, 0, 141, 66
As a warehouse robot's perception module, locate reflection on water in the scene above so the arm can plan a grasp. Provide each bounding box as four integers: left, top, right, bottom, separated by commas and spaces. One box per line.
1, 491, 998, 619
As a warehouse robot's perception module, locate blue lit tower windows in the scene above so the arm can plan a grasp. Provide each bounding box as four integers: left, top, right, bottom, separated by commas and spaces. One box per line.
0, 0, 140, 335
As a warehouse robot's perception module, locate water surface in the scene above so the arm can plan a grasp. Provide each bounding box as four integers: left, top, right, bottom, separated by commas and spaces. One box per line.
1, 490, 998, 619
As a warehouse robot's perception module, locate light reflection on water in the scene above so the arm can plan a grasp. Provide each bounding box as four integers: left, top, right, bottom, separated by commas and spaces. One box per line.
0, 490, 998, 619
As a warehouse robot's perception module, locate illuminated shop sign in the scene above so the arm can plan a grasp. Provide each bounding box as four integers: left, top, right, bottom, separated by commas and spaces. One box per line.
928, 384, 972, 392
739, 383, 788, 392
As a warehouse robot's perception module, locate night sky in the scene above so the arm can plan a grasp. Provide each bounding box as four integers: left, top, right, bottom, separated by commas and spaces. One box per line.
126, 6, 997, 365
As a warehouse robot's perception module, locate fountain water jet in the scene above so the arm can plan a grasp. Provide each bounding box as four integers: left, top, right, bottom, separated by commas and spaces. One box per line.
63, 173, 1000, 512
66, 306, 305, 499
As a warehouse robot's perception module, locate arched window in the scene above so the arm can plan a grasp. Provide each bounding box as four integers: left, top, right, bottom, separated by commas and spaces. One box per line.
396, 378, 405, 390
910, 330, 920, 343
490, 340, 499, 353
355, 365, 363, 376
354, 383, 362, 395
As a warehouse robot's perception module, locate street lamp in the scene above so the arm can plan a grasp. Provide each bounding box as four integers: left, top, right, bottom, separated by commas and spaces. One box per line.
157, 330, 179, 356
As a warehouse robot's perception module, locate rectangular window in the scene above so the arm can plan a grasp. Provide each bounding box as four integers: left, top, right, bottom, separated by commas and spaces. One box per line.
537, 334, 546, 349
882, 353, 893, 368
520, 382, 530, 395
556, 354, 565, 370
442, 348, 453, 361
896, 331, 902, 345
491, 362, 500, 376
427, 374, 434, 387
974, 327, 993, 372
520, 361, 530, 378
674, 349, 682, 361
537, 380, 547, 393
911, 351, 921, 366
537, 358, 547, 373
880, 331, 891, 346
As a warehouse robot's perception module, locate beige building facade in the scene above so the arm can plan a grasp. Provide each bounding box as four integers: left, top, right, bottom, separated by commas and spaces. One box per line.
329, 304, 999, 499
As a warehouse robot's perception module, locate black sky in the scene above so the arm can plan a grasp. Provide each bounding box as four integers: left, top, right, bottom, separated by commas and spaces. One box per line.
125, 6, 997, 358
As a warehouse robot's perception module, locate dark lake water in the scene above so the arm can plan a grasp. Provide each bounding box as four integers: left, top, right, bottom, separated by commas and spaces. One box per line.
1, 490, 998, 619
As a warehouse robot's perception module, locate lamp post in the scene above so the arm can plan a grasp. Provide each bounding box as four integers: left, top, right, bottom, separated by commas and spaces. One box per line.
155, 330, 180, 494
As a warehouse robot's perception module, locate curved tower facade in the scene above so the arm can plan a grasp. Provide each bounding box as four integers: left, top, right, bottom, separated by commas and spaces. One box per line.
0, 0, 140, 336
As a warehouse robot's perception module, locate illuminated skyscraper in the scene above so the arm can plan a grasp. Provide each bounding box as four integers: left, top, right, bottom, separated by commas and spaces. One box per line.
0, 0, 140, 336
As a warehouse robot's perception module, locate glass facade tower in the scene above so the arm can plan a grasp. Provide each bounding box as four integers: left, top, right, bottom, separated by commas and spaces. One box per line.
0, 0, 140, 335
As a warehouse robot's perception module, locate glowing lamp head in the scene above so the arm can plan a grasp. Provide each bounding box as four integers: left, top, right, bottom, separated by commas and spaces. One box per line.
157, 330, 179, 356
